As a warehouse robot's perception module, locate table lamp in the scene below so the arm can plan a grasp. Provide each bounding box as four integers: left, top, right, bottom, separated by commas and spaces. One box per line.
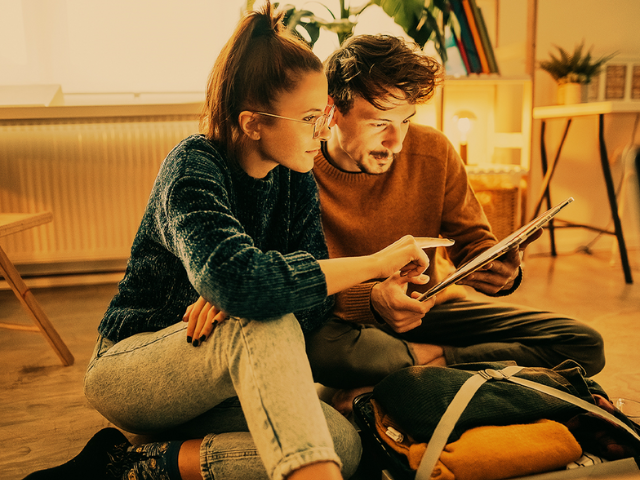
453, 110, 476, 165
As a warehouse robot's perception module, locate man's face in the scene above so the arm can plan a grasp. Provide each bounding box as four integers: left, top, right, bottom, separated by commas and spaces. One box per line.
327, 93, 416, 175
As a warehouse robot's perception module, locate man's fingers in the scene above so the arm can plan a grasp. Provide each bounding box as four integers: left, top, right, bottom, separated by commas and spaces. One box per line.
394, 318, 423, 333
520, 227, 544, 250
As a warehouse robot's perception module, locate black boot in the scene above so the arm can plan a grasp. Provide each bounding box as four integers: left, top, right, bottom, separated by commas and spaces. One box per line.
23, 428, 131, 480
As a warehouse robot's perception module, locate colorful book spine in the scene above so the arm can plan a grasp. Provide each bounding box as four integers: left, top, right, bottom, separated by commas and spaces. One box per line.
449, 0, 482, 74
461, 0, 490, 74
447, 3, 471, 74
444, 25, 468, 76
452, 27, 471, 74
469, 0, 499, 74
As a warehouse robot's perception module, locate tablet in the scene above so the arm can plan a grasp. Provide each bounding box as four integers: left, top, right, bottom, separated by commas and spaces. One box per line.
417, 197, 574, 302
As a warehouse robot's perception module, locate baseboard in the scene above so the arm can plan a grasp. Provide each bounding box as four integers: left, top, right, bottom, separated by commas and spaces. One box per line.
0, 271, 124, 291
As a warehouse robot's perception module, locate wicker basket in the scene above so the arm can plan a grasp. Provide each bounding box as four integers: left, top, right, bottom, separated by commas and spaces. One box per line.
472, 186, 521, 240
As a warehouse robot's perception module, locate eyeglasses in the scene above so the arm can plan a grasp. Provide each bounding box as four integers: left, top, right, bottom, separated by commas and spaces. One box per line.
254, 104, 335, 139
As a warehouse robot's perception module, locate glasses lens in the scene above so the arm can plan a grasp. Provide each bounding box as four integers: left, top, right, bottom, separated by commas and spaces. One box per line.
312, 105, 335, 139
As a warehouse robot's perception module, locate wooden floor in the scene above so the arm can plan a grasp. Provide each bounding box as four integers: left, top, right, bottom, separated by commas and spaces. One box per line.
1, 247, 640, 479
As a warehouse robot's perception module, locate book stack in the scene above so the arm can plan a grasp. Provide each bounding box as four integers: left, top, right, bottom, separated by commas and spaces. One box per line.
446, 0, 499, 76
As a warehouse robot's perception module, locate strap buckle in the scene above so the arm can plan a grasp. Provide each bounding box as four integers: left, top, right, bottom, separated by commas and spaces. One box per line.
478, 368, 507, 381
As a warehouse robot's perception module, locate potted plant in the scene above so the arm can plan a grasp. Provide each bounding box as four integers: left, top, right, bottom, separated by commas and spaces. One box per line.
538, 42, 616, 104
270, 0, 451, 63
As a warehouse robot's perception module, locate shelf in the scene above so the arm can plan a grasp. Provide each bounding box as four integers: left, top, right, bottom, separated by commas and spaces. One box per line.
533, 101, 640, 119
445, 74, 532, 85
435, 76, 532, 170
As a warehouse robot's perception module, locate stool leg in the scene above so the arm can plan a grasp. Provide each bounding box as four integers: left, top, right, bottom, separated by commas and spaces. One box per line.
0, 245, 74, 366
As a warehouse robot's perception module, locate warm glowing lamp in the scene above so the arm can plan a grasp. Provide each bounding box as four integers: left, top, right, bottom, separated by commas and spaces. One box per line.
452, 110, 476, 165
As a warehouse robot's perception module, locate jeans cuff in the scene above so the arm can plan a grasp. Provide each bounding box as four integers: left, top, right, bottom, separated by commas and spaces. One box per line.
272, 447, 342, 480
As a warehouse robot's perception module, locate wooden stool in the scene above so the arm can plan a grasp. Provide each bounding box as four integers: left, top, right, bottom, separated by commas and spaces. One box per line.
0, 212, 74, 366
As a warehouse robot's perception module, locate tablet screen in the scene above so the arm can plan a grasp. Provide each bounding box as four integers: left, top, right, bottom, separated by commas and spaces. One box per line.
417, 197, 574, 302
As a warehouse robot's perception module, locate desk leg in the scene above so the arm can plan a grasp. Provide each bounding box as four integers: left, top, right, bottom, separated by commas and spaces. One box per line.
539, 121, 556, 256
598, 114, 633, 284
534, 119, 572, 256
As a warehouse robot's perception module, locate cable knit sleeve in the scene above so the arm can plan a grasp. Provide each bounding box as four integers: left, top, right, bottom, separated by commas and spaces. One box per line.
332, 282, 379, 324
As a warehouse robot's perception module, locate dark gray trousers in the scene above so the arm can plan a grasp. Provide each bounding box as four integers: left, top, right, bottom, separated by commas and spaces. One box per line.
305, 300, 605, 389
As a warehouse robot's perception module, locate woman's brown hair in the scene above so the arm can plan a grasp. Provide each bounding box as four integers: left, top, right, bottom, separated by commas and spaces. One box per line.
324, 34, 443, 114
200, 1, 323, 161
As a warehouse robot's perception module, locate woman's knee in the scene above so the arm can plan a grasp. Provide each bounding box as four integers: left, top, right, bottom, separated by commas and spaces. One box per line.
321, 401, 362, 479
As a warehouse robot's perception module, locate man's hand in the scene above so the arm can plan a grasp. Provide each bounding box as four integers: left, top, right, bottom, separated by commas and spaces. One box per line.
371, 272, 437, 333
183, 296, 229, 346
459, 228, 543, 295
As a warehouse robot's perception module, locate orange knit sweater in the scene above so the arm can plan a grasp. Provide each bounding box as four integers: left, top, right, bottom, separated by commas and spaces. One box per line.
313, 124, 497, 324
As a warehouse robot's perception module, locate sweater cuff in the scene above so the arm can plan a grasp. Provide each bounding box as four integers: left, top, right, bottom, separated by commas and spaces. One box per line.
332, 282, 379, 324
489, 266, 523, 297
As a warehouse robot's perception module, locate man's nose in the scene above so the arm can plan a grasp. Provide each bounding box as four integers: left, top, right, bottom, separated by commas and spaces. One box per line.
382, 124, 404, 153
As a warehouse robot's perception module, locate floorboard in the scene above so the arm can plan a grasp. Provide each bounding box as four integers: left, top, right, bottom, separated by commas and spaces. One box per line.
1, 248, 639, 479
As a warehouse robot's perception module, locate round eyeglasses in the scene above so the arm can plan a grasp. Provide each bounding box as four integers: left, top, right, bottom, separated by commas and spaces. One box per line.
254, 104, 335, 140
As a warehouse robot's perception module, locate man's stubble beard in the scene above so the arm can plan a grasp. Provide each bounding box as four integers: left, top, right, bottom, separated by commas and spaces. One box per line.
356, 151, 397, 175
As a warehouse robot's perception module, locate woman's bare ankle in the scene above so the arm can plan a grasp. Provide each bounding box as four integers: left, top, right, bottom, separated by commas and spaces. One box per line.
408, 342, 446, 366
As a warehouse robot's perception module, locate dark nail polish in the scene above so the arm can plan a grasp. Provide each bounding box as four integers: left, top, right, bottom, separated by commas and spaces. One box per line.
187, 336, 192, 344
192, 339, 199, 347
200, 335, 206, 343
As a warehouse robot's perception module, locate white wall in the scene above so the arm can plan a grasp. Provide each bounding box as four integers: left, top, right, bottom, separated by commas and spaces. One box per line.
528, 0, 640, 259
2, 0, 639, 259
0, 0, 245, 94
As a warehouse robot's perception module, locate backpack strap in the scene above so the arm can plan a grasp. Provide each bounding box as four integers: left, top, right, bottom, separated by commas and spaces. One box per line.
415, 366, 640, 480
415, 365, 524, 480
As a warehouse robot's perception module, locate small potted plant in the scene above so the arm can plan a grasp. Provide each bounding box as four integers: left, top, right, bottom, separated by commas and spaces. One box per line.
539, 42, 616, 104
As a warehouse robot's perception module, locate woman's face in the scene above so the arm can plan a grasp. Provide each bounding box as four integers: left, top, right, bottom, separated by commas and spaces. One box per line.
244, 70, 330, 178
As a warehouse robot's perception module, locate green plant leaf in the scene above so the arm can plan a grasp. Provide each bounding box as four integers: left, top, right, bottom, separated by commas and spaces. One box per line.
374, 0, 424, 31
372, 0, 449, 61
278, 0, 450, 59
281, 6, 322, 46
538, 41, 616, 83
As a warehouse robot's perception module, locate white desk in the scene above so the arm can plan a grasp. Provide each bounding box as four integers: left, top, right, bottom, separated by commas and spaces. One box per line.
532, 101, 640, 284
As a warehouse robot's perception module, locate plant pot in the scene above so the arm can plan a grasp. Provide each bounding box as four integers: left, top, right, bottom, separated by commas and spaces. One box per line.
557, 82, 588, 105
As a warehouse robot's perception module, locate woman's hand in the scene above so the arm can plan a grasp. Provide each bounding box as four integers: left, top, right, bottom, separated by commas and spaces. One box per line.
183, 296, 229, 347
318, 235, 450, 296
372, 236, 450, 279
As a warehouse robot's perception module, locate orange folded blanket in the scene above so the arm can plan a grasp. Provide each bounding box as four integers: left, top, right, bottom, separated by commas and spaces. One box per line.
372, 399, 582, 480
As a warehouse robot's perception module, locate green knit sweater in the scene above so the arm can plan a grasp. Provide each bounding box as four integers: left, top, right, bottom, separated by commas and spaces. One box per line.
99, 135, 332, 343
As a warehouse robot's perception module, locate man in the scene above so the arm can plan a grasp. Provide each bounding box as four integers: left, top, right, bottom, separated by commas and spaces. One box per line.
305, 34, 605, 406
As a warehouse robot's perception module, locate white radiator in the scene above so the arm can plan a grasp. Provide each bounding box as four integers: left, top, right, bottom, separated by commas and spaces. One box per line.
0, 115, 199, 272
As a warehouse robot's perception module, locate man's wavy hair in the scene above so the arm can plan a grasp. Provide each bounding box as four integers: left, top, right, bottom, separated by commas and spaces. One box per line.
325, 34, 443, 114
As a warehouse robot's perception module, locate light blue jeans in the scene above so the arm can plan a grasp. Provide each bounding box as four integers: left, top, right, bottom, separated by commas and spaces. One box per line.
84, 314, 361, 480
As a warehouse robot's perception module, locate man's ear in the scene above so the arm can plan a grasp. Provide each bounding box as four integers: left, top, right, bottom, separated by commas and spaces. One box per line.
238, 111, 261, 140
327, 96, 338, 128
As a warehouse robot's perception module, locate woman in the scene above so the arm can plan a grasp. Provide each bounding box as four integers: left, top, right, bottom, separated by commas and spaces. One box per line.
24, 3, 429, 480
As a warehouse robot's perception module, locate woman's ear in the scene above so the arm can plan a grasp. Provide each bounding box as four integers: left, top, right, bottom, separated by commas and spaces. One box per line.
238, 111, 261, 140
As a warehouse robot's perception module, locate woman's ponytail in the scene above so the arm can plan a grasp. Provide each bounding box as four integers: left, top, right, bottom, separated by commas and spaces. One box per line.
200, 1, 322, 162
